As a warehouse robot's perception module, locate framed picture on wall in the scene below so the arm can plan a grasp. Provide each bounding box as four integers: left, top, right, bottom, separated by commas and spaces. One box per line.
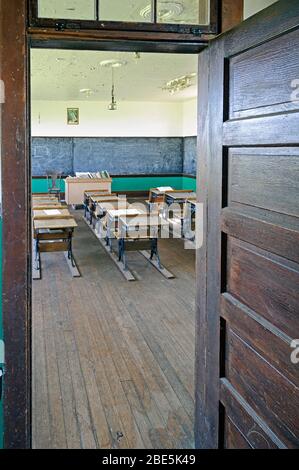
67, 108, 79, 125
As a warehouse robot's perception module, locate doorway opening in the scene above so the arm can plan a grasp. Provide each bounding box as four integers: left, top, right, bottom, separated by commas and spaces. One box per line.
30, 46, 199, 449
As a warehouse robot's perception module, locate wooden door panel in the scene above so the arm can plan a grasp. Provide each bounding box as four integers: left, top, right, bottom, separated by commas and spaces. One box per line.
223, 113, 299, 146
226, 330, 299, 448
220, 380, 285, 449
196, 0, 299, 449
221, 294, 299, 388
226, 238, 299, 337
228, 148, 299, 217
229, 29, 299, 119
222, 206, 299, 264
224, 418, 252, 449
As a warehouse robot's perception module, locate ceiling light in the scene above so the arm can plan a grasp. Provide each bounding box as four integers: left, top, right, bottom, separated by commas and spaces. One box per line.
100, 59, 127, 68
80, 88, 94, 97
100, 60, 125, 110
108, 68, 117, 111
140, 2, 184, 21
162, 73, 197, 94
108, 100, 117, 111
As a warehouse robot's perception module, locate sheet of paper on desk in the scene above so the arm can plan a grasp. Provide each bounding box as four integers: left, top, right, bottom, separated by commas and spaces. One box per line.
44, 209, 61, 216
156, 187, 173, 192
109, 209, 141, 217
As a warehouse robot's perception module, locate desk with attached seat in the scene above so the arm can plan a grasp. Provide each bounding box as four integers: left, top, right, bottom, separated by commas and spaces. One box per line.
114, 213, 174, 280
164, 191, 197, 207
87, 194, 119, 225
83, 189, 111, 220
183, 199, 197, 245
163, 191, 196, 237
94, 198, 129, 236
146, 187, 174, 212
83, 206, 142, 281
33, 208, 80, 280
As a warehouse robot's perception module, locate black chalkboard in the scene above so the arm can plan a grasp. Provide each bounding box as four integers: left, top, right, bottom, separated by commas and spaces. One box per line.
31, 136, 197, 176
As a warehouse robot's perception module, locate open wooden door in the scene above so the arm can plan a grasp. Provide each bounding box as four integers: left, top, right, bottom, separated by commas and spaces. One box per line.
196, 0, 299, 449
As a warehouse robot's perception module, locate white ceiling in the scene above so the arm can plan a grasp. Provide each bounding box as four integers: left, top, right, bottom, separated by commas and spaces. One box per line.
31, 49, 198, 102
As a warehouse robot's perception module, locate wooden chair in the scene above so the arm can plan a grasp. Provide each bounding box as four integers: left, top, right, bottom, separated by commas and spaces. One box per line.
46, 171, 63, 200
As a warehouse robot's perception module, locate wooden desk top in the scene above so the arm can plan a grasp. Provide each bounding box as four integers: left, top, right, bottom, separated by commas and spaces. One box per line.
34, 218, 77, 231
33, 195, 58, 199
33, 197, 59, 203
90, 195, 119, 203
97, 200, 129, 210
165, 191, 196, 200
33, 204, 66, 210
151, 187, 174, 195
33, 200, 59, 205
33, 208, 72, 220
186, 198, 197, 205
119, 214, 169, 228
84, 190, 110, 197
33, 198, 61, 205
107, 208, 142, 219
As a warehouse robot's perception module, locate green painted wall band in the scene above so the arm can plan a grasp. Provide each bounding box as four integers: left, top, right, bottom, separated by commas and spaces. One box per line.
32, 176, 196, 194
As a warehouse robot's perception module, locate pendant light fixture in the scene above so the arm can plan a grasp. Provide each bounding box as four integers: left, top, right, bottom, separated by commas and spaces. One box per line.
108, 67, 117, 111
100, 59, 127, 111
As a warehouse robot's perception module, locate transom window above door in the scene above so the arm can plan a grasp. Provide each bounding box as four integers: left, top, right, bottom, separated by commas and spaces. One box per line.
30, 0, 218, 35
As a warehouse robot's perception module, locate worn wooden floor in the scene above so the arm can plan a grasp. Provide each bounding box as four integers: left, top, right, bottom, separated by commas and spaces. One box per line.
32, 211, 196, 449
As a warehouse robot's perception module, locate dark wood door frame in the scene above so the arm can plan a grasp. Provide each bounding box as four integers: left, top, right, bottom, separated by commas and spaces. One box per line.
1, 0, 31, 449
1, 0, 243, 449
196, 0, 299, 449
28, 30, 208, 54
2, 27, 205, 452
28, 29, 212, 52
28, 0, 220, 36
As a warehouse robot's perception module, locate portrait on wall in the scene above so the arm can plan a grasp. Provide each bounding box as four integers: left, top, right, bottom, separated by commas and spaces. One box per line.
67, 108, 79, 125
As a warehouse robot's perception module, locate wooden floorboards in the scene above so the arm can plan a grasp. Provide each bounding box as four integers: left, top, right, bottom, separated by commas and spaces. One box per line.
32, 210, 196, 449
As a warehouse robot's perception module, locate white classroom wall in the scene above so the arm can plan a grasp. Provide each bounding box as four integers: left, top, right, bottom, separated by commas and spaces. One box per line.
182, 99, 197, 137
244, 0, 278, 19
31, 98, 197, 138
